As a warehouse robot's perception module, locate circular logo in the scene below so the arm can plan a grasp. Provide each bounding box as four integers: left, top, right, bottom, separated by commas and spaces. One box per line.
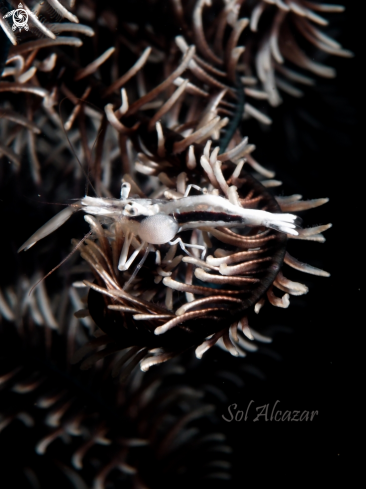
12, 9, 28, 31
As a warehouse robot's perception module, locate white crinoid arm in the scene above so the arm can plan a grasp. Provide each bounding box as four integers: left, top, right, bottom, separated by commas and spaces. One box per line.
18, 205, 80, 252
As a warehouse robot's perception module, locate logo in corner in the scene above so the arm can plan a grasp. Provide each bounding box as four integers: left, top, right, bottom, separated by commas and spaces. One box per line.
3, 3, 37, 32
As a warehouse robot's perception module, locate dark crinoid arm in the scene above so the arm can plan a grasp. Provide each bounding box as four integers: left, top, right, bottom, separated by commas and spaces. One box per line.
0, 274, 232, 488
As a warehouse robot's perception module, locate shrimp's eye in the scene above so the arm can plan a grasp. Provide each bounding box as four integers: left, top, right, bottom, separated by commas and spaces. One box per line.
124, 203, 138, 216
138, 214, 179, 244
120, 182, 131, 199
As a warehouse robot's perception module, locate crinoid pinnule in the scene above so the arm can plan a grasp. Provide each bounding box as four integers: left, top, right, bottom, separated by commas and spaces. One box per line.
0, 275, 232, 488
167, 0, 352, 107
1, 0, 350, 189
242, 0, 353, 105
0, 0, 93, 184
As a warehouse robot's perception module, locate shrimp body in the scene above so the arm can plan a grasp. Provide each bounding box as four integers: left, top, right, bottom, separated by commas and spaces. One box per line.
19, 183, 299, 257
81, 193, 299, 235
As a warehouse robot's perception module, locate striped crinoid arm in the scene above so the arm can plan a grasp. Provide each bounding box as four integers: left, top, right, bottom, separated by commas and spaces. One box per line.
0, 0, 94, 185
0, 0, 350, 190
126, 363, 232, 488
0, 274, 142, 488
245, 0, 353, 105
110, 0, 275, 147
81, 0, 352, 178
0, 0, 272, 186
147, 0, 353, 119
112, 0, 352, 134
167, 0, 353, 121
0, 276, 231, 488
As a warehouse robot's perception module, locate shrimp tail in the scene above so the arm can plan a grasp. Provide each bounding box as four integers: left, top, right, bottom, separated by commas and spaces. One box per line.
263, 213, 302, 236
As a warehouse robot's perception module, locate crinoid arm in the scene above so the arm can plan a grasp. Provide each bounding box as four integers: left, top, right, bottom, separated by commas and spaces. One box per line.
18, 205, 80, 252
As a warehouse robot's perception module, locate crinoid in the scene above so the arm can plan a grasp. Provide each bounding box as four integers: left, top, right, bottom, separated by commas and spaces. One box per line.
0, 0, 95, 184
0, 2, 355, 485
62, 132, 330, 373
0, 0, 351, 183
15, 108, 330, 377
242, 0, 353, 105
5, 0, 335, 375
0, 274, 232, 489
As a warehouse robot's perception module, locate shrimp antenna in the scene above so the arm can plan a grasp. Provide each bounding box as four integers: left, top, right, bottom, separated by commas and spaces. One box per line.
29, 230, 93, 296
25, 196, 70, 207
59, 97, 98, 197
